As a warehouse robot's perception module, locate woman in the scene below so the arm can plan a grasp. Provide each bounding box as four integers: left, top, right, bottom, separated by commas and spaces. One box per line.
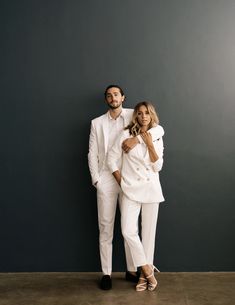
107, 101, 164, 291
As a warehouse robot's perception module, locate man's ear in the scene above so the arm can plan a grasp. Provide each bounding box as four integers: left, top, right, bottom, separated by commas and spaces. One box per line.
122, 95, 125, 102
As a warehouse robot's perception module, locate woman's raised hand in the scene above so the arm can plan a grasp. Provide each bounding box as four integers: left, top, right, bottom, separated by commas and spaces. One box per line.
140, 131, 153, 147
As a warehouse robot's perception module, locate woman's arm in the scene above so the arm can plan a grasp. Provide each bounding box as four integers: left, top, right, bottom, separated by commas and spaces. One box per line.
141, 132, 164, 172
112, 170, 122, 185
140, 132, 159, 162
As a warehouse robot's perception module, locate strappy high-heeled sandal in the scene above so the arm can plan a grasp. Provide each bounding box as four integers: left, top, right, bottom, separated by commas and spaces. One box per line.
146, 265, 160, 291
152, 265, 160, 273
146, 272, 158, 291
135, 277, 148, 292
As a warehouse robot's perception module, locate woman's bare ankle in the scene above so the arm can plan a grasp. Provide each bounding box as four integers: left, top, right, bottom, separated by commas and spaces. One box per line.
141, 264, 151, 277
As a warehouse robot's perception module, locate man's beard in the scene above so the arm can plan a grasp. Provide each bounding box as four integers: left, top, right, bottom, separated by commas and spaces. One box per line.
108, 101, 122, 109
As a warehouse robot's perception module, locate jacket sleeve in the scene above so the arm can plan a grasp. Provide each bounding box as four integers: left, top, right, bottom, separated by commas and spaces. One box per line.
88, 121, 100, 185
138, 125, 165, 144
151, 136, 164, 172
107, 133, 124, 173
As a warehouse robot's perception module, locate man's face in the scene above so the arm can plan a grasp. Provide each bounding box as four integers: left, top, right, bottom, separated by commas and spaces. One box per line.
105, 87, 125, 109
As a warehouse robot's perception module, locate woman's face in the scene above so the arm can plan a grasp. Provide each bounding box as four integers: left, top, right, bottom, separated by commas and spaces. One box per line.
137, 105, 151, 127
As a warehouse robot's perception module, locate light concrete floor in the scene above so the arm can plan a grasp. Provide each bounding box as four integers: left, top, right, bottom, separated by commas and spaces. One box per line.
0, 272, 235, 305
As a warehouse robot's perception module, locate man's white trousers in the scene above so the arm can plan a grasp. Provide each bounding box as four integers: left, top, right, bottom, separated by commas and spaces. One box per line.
96, 171, 136, 275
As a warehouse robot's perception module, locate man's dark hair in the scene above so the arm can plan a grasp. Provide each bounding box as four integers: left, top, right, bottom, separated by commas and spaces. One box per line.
104, 85, 125, 97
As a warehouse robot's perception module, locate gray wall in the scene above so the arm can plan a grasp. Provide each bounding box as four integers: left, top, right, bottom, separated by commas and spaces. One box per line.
1, 0, 234, 272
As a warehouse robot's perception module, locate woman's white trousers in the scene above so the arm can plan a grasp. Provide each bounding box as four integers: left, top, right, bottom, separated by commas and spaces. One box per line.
121, 194, 159, 267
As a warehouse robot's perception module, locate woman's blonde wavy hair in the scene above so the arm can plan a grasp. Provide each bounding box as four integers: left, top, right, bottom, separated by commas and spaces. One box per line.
125, 101, 159, 136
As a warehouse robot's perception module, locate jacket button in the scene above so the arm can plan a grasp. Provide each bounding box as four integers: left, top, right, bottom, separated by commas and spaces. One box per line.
137, 178, 140, 181
147, 178, 150, 181
146, 168, 149, 171
136, 168, 139, 171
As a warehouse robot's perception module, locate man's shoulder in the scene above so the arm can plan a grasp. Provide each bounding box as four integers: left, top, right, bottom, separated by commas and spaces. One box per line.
122, 108, 133, 121
91, 108, 133, 124
91, 112, 108, 124
122, 108, 133, 115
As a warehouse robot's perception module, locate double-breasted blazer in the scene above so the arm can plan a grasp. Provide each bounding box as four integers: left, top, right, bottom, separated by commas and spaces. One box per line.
107, 126, 165, 203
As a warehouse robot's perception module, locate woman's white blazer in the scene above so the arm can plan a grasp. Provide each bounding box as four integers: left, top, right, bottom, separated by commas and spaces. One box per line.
107, 126, 165, 204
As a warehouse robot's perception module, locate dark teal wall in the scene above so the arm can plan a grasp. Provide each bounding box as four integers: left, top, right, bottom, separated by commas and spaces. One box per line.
1, 0, 234, 271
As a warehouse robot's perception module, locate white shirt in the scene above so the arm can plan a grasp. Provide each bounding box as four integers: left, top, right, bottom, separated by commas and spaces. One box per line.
103, 111, 125, 171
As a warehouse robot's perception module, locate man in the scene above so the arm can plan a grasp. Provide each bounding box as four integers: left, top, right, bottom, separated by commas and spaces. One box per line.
88, 85, 163, 290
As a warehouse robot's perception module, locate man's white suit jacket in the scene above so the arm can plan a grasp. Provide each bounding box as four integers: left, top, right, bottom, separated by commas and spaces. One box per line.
88, 108, 133, 185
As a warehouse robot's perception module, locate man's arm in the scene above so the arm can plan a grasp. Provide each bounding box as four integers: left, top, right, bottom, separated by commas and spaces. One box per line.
122, 137, 139, 153
88, 121, 100, 185
122, 125, 164, 153
142, 125, 164, 142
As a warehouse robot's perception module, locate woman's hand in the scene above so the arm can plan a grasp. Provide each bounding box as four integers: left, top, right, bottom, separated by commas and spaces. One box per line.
140, 131, 153, 148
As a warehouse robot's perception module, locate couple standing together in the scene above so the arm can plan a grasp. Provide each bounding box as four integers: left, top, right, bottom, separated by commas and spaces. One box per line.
88, 85, 165, 292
